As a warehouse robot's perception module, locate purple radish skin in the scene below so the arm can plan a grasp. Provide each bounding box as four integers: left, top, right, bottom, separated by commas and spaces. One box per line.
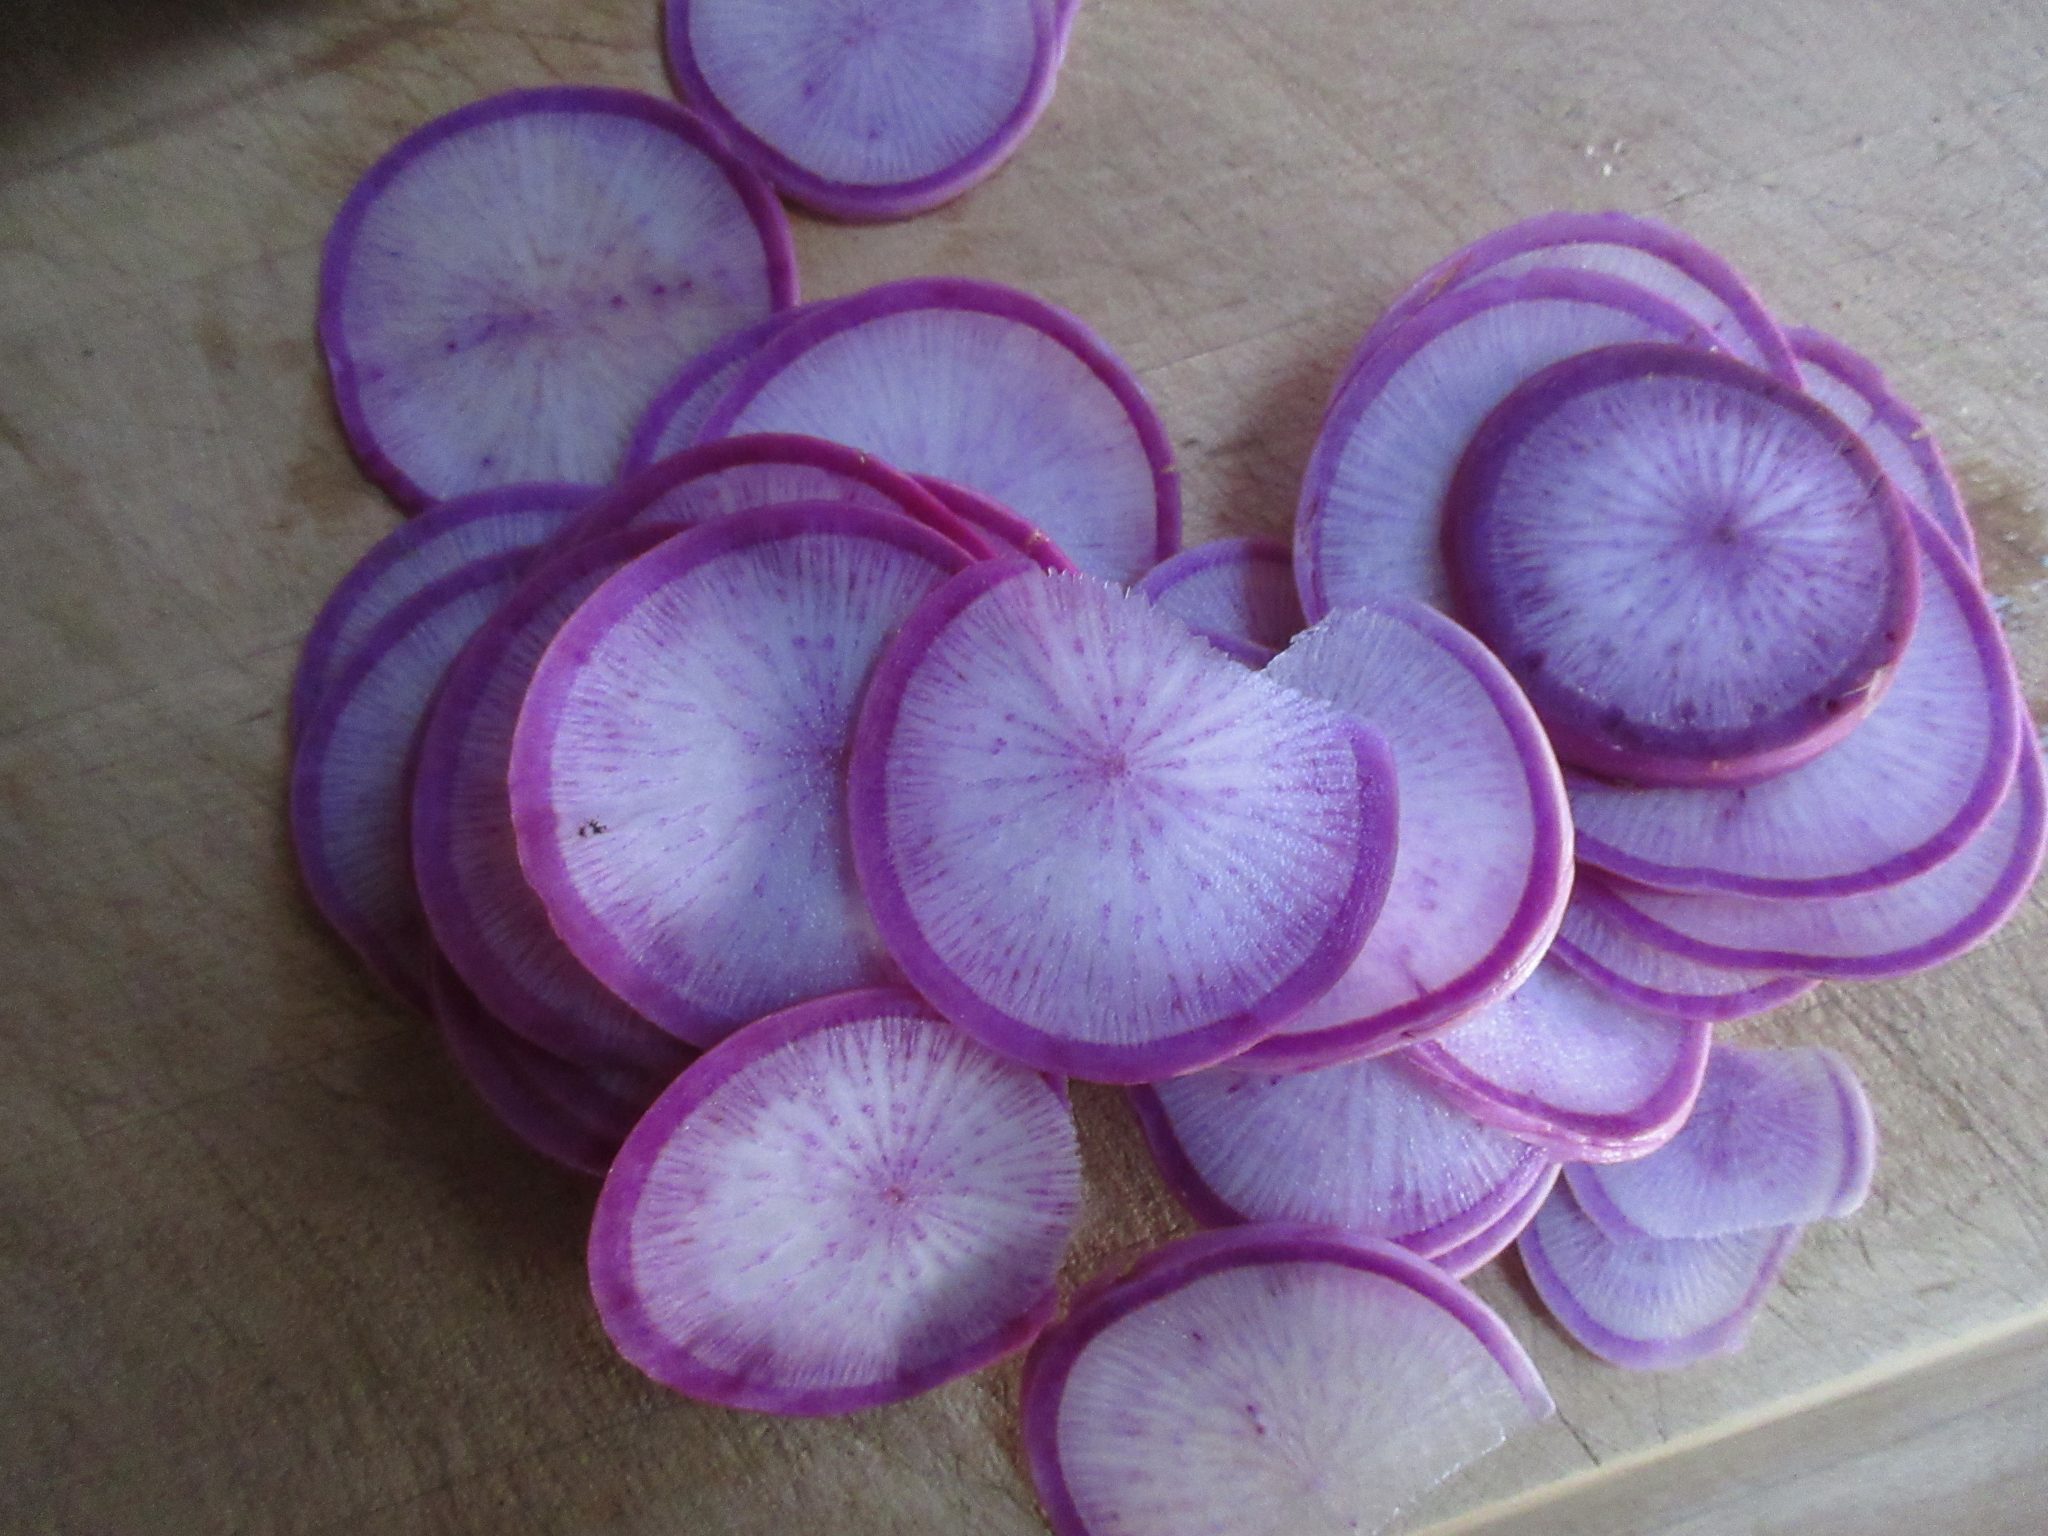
1433, 1163, 1561, 1278
921, 475, 1078, 571
1135, 537, 1306, 666
1550, 880, 1818, 1023
620, 309, 812, 475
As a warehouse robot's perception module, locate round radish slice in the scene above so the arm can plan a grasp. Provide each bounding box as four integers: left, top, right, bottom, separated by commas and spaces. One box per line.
320, 87, 797, 509
1434, 1163, 1560, 1278
511, 504, 973, 1047
849, 560, 1400, 1082
621, 310, 807, 475
1134, 538, 1305, 665
1238, 600, 1570, 1066
1297, 270, 1711, 619
1565, 1044, 1875, 1242
589, 987, 1083, 1414
701, 277, 1179, 584
1550, 881, 1817, 1023
291, 552, 530, 1009
1519, 1181, 1801, 1370
1130, 1053, 1552, 1258
1405, 960, 1712, 1162
1021, 1226, 1553, 1536
919, 476, 1076, 571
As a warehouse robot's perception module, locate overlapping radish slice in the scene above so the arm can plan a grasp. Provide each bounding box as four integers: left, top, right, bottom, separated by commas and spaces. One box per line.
291, 552, 529, 1008
320, 87, 796, 508
921, 476, 1078, 571
701, 277, 1179, 583
589, 987, 1083, 1414
849, 561, 1399, 1082
1551, 881, 1817, 1023
1570, 512, 2023, 896
1238, 601, 1570, 1066
1519, 1182, 1801, 1370
1022, 1226, 1552, 1536
1434, 1163, 1560, 1278
621, 309, 808, 475
1297, 270, 1711, 618
1134, 538, 1305, 665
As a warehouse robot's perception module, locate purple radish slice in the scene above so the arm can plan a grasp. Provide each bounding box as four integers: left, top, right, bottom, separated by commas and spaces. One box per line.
1405, 960, 1712, 1163
1134, 538, 1305, 666
511, 503, 973, 1048
1433, 1163, 1560, 1278
1551, 880, 1817, 1023
320, 87, 796, 509
1519, 1181, 1801, 1370
848, 560, 1400, 1082
1444, 343, 1918, 788
589, 986, 1083, 1414
290, 552, 530, 1009
919, 476, 1077, 571
1570, 509, 2023, 896
620, 308, 813, 475
1297, 270, 1712, 619
1565, 1044, 1875, 1243
1021, 1226, 1553, 1536
701, 276, 1179, 584
1237, 600, 1571, 1067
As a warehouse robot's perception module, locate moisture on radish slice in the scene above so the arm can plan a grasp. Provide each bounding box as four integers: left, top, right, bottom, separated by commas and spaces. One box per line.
1134, 537, 1306, 665
320, 86, 796, 508
589, 987, 1083, 1414
1434, 1163, 1560, 1278
1550, 881, 1817, 1023
919, 476, 1077, 571
1021, 1226, 1552, 1536
849, 559, 1400, 1082
620, 309, 810, 475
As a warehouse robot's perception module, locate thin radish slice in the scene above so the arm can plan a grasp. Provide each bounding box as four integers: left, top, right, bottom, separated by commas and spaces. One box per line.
1565, 1044, 1875, 1242
1790, 326, 1978, 570
1569, 511, 2023, 896
1130, 1053, 1552, 1258
701, 277, 1179, 583
320, 87, 796, 508
620, 309, 809, 475
1444, 343, 1918, 787
589, 987, 1083, 1414
1405, 961, 1712, 1162
919, 476, 1077, 571
511, 504, 973, 1048
1237, 600, 1570, 1066
1434, 1163, 1560, 1278
664, 0, 1060, 222
291, 482, 596, 734
291, 552, 530, 1009
1297, 270, 1712, 619
1551, 881, 1817, 1023
1021, 1226, 1552, 1536
1519, 1181, 1801, 1370
849, 560, 1400, 1082
1134, 538, 1305, 665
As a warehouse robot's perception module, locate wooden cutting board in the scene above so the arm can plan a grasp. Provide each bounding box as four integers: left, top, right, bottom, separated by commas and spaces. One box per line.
5, 2, 2047, 1531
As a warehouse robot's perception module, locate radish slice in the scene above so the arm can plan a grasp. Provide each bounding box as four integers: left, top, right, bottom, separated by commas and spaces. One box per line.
1134, 538, 1306, 665
1297, 270, 1711, 619
291, 552, 530, 1008
620, 310, 808, 475
1021, 1226, 1552, 1536
1551, 881, 1817, 1022
663, 0, 1060, 222
589, 987, 1083, 1414
1565, 1044, 1875, 1242
701, 277, 1179, 583
1130, 1053, 1552, 1258
1405, 961, 1712, 1162
1444, 343, 1918, 787
291, 482, 596, 734
1238, 600, 1570, 1066
920, 476, 1078, 571
1434, 1163, 1560, 1278
320, 87, 797, 508
511, 504, 973, 1048
1519, 1181, 1801, 1370
1569, 512, 2023, 896
849, 561, 1400, 1082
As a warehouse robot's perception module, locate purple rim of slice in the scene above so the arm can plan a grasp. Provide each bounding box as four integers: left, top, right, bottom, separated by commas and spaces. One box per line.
1134, 537, 1305, 666
918, 475, 1075, 570
319, 87, 798, 510
588, 986, 1082, 1415
700, 276, 1180, 584
620, 309, 812, 476
1434, 1163, 1561, 1278
1550, 879, 1817, 1022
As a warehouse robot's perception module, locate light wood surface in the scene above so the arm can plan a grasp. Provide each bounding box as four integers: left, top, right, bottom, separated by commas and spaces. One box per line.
5, 2, 2048, 1532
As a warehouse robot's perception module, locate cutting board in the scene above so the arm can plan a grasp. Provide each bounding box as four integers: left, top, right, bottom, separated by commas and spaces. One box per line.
5, 1, 2048, 1531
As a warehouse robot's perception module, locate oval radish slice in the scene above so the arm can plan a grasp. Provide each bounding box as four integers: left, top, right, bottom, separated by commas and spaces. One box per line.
1565, 1044, 1875, 1242
1519, 1181, 1801, 1370
1238, 600, 1570, 1066
1550, 881, 1817, 1023
1297, 270, 1711, 619
1444, 343, 1918, 787
1021, 1226, 1552, 1536
1434, 1163, 1560, 1278
291, 552, 530, 1009
1134, 538, 1306, 665
849, 560, 1400, 1082
511, 503, 973, 1048
919, 476, 1077, 571
589, 987, 1083, 1414
620, 310, 808, 475
701, 277, 1179, 583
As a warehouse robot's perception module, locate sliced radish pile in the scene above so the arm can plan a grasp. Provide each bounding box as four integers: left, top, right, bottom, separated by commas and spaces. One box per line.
920, 476, 1077, 571
621, 309, 809, 474
1551, 882, 1817, 1023
590, 988, 1083, 1413
320, 87, 795, 507
1021, 1227, 1552, 1536
1434, 1164, 1560, 1279
1134, 537, 1306, 665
